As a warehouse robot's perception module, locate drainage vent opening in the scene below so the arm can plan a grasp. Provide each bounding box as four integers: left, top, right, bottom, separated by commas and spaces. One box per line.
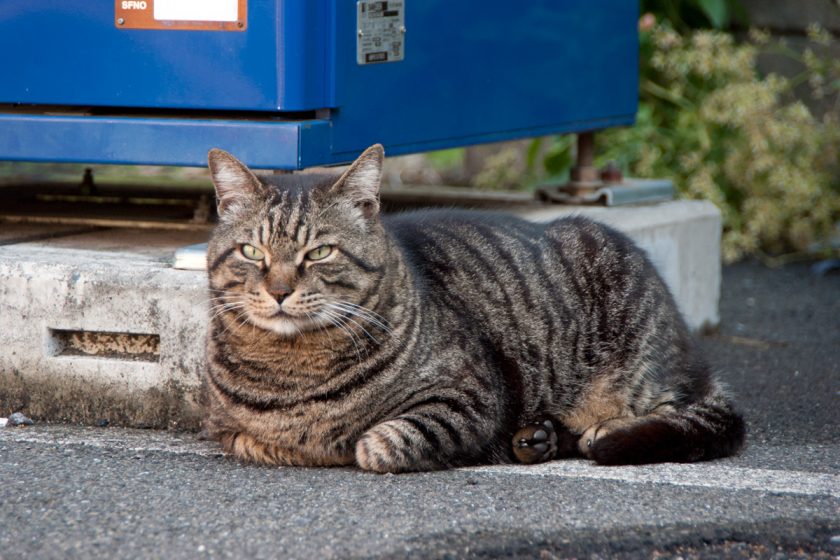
49, 329, 160, 362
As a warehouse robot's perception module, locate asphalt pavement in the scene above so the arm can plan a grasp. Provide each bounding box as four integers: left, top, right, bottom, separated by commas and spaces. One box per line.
1, 260, 838, 559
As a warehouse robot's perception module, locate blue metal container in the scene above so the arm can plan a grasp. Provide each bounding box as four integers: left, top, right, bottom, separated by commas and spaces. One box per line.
0, 1, 638, 168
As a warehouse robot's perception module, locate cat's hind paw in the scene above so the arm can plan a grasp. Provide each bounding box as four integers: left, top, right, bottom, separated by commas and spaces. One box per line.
578, 417, 638, 459
512, 420, 559, 464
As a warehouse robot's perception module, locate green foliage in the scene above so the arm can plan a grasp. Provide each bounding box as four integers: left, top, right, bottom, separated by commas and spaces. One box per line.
641, 0, 745, 30
528, 136, 575, 182
424, 148, 465, 170
471, 148, 522, 191
597, 25, 840, 262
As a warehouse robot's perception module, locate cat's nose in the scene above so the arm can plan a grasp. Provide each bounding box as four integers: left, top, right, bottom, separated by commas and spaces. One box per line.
267, 282, 292, 303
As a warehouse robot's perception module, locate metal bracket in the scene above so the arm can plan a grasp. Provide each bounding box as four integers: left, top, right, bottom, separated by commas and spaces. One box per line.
537, 178, 674, 206
536, 132, 675, 206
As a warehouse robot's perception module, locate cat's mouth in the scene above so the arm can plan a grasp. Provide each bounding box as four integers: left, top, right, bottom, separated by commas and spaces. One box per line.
269, 308, 291, 318
244, 305, 326, 337
247, 311, 311, 336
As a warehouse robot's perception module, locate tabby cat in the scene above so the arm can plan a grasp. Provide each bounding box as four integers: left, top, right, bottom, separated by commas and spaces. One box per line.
202, 144, 745, 473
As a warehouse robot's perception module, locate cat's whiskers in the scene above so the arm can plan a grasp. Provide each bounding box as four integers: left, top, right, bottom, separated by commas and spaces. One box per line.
318, 307, 365, 361
302, 309, 328, 343
318, 313, 361, 362
207, 298, 241, 312
328, 301, 393, 334
305, 309, 340, 348
292, 298, 347, 349
209, 302, 247, 322
319, 307, 364, 347
207, 292, 243, 305
332, 300, 391, 327
283, 310, 305, 340
209, 300, 242, 312
216, 306, 253, 338
208, 294, 246, 313
324, 302, 393, 348
323, 304, 381, 344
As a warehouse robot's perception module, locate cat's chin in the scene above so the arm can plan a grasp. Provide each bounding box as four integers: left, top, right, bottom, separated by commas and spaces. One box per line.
247, 313, 319, 338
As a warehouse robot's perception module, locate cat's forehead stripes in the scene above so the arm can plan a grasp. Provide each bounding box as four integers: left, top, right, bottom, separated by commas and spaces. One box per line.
258, 218, 270, 248
283, 190, 303, 239
262, 185, 319, 246
287, 189, 314, 242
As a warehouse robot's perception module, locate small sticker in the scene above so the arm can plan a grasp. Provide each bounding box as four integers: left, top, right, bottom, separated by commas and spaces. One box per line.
357, 1, 405, 65
115, 0, 247, 31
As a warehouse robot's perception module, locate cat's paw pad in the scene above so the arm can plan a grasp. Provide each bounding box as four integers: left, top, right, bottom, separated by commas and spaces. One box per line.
512, 420, 558, 464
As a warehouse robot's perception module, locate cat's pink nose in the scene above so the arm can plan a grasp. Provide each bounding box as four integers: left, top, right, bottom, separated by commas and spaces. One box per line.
268, 282, 291, 303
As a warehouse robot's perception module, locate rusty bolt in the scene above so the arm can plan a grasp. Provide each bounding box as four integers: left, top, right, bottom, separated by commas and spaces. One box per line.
600, 161, 623, 184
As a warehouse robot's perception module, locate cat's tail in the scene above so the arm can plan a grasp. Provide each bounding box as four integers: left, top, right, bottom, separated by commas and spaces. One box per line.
588, 385, 746, 465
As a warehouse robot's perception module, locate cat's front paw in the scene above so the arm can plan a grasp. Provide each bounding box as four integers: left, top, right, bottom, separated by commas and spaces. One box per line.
512, 420, 559, 464
355, 420, 440, 473
355, 433, 389, 473
355, 424, 412, 473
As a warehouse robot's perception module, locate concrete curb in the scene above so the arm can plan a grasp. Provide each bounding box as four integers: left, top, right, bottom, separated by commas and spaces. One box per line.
0, 200, 721, 428
0, 246, 206, 429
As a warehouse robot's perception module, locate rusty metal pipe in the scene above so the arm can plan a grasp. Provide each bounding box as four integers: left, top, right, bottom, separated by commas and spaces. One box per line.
568, 131, 600, 190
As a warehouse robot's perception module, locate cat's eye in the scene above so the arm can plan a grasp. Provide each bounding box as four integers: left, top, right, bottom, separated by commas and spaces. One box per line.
241, 244, 265, 261
306, 245, 333, 261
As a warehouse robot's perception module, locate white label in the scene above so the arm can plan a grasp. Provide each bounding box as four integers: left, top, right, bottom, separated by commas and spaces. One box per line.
357, 1, 405, 64
154, 0, 238, 22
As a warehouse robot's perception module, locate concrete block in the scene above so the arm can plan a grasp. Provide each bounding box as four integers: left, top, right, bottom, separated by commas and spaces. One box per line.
0, 200, 721, 428
0, 241, 207, 429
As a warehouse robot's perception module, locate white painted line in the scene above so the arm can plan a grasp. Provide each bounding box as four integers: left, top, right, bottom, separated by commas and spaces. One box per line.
0, 427, 222, 458
466, 461, 840, 498
2, 428, 838, 498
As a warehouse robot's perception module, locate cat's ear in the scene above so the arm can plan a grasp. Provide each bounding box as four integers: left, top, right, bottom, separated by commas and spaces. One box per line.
330, 144, 384, 219
207, 149, 265, 215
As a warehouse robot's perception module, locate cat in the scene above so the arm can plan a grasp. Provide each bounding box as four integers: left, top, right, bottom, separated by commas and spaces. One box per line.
202, 144, 745, 473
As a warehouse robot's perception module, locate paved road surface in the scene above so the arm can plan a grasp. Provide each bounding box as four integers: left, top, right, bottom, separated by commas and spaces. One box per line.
1, 261, 838, 559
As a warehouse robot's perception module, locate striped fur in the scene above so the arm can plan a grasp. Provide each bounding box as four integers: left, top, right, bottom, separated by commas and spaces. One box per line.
202, 145, 745, 473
